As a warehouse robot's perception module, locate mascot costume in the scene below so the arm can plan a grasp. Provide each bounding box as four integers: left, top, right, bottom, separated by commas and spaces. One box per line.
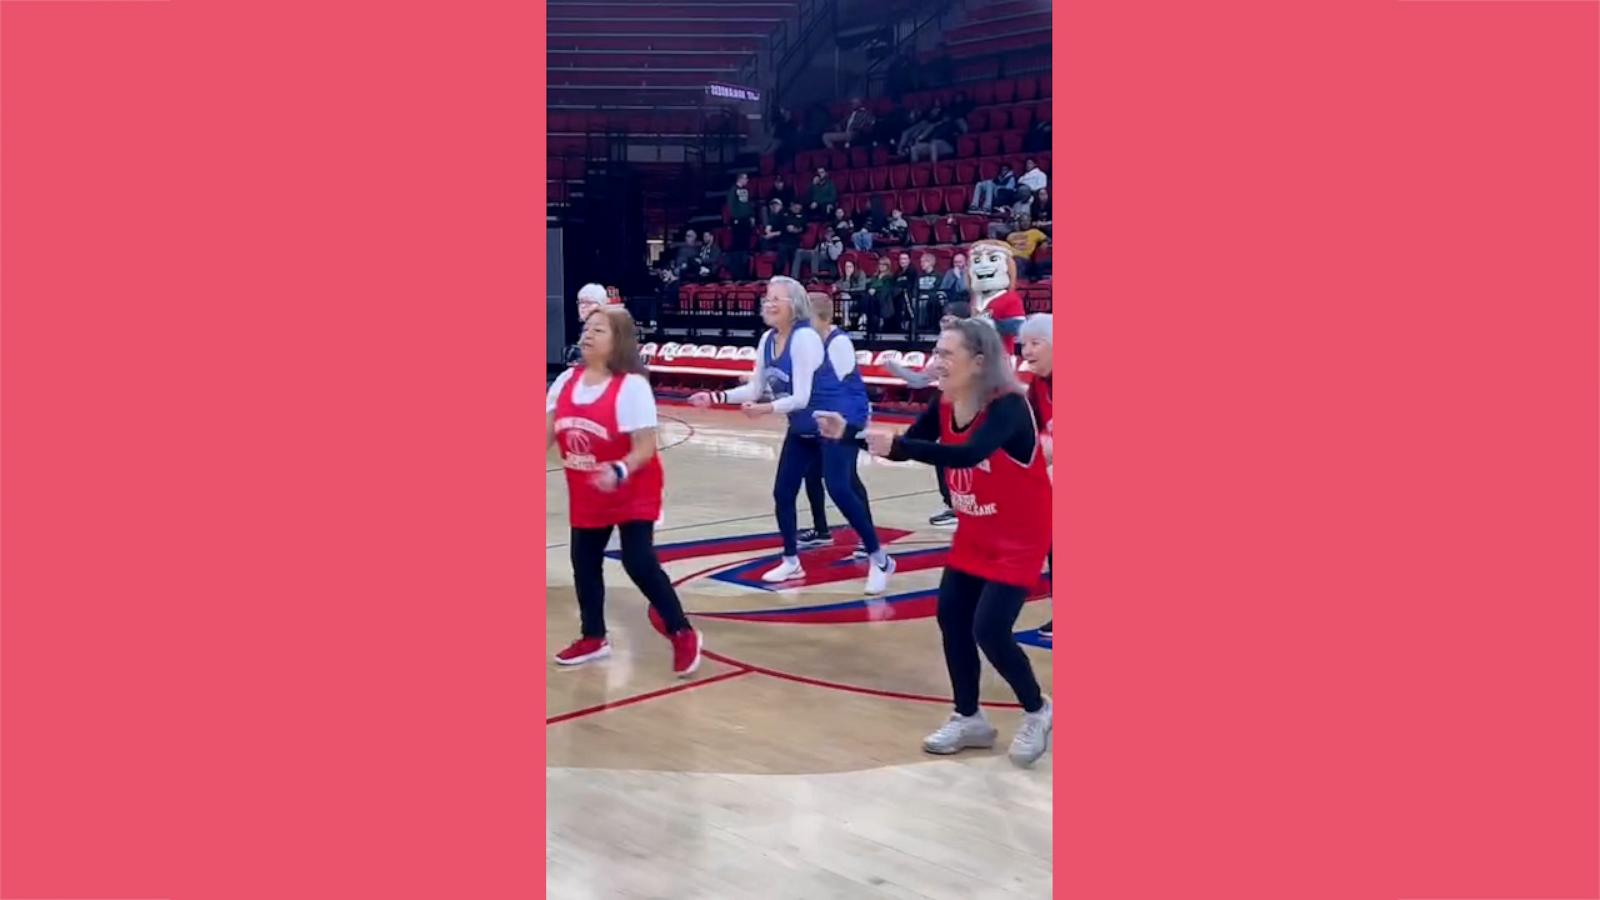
966, 240, 1026, 355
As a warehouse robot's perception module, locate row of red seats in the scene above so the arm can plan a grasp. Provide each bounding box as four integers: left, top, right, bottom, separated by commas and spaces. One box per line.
828, 75, 1051, 122
676, 278, 1054, 314
752, 154, 1050, 200
771, 124, 1044, 176
715, 212, 1039, 252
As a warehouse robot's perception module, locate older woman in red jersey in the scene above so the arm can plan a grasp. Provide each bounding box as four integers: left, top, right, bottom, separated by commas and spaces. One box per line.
820, 318, 1052, 766
1019, 312, 1053, 638
547, 307, 702, 677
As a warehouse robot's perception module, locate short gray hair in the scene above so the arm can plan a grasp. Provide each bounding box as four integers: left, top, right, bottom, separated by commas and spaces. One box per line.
767, 276, 814, 323
1019, 313, 1052, 344
944, 318, 1022, 400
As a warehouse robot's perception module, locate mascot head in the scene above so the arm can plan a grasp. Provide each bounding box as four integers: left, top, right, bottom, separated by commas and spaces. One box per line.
967, 240, 1016, 302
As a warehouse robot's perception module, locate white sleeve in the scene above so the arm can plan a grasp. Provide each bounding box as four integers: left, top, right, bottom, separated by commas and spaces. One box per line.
773, 329, 822, 414
545, 369, 574, 413
827, 333, 858, 380
720, 332, 769, 405
615, 374, 659, 433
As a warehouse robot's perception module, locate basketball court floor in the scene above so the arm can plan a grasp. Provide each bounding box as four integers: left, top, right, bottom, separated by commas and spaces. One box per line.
546, 405, 1054, 899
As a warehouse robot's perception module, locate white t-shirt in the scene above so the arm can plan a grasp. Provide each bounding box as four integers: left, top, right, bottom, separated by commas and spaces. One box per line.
545, 370, 658, 433
1018, 167, 1048, 192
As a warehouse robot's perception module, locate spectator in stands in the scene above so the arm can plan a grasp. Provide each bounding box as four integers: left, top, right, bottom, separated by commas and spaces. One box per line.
970, 163, 1018, 213
895, 107, 929, 157
852, 219, 875, 251
947, 90, 975, 132
691, 233, 722, 283
760, 198, 785, 246
893, 250, 917, 329
1031, 187, 1052, 234
939, 251, 970, 307
882, 208, 909, 245
727, 174, 756, 280
1005, 215, 1049, 280
913, 251, 943, 332
808, 167, 838, 221
830, 206, 855, 242
778, 199, 807, 274
872, 103, 910, 149
769, 105, 799, 165
910, 105, 961, 163
769, 174, 794, 210
1018, 158, 1048, 194
822, 98, 874, 149
834, 258, 868, 326
867, 256, 897, 335
671, 228, 701, 279
651, 265, 678, 327
793, 229, 843, 280
987, 186, 1035, 240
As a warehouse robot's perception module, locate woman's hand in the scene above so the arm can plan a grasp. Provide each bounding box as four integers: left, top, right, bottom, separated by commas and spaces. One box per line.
742, 401, 773, 418
864, 430, 895, 457
1041, 433, 1053, 465
814, 411, 846, 440
688, 392, 713, 408
592, 466, 621, 492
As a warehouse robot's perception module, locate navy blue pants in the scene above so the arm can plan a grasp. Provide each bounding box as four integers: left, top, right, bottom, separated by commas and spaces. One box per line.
775, 430, 880, 557
804, 449, 871, 534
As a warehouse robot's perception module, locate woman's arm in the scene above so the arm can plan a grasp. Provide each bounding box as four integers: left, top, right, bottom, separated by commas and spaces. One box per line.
890, 393, 1034, 467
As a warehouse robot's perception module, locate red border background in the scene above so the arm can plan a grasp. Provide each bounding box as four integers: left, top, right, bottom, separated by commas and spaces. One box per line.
0, 1, 1593, 899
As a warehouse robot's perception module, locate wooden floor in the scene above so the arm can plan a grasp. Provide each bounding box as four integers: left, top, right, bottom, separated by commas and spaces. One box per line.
546, 406, 1054, 899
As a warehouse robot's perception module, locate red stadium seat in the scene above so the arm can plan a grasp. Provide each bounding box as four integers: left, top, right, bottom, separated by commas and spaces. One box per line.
759, 154, 777, 175
908, 218, 933, 244
932, 161, 956, 186
848, 169, 871, 193
955, 214, 986, 243
850, 146, 870, 169
1010, 106, 1034, 131
803, 222, 825, 248
1036, 152, 1052, 173
1001, 132, 1025, 154
943, 186, 967, 214
871, 146, 892, 166
985, 108, 1009, 131
972, 83, 997, 105
933, 247, 955, 269
1039, 77, 1052, 98
910, 163, 935, 187
978, 159, 1000, 181
869, 167, 892, 191
889, 164, 912, 189
957, 134, 980, 158
979, 133, 1003, 156
954, 160, 978, 185
753, 253, 777, 280
994, 80, 1017, 104
932, 216, 958, 244
967, 108, 991, 131
828, 148, 849, 171
1016, 76, 1039, 102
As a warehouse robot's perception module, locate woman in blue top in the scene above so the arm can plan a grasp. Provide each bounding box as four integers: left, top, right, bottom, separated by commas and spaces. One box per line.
690, 277, 894, 594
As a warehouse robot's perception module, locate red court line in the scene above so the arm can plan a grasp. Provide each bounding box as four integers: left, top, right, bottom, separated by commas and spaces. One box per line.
546, 666, 754, 725
701, 648, 1025, 710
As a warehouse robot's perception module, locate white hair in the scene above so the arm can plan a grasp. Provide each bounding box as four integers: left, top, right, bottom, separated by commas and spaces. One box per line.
577, 283, 608, 304
766, 276, 814, 323
1019, 313, 1052, 344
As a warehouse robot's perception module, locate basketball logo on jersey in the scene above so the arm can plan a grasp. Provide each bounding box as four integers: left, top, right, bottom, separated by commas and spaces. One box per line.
555, 416, 607, 471
946, 460, 998, 517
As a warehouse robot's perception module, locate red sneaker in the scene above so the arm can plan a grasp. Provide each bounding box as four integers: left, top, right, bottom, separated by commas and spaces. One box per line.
554, 637, 611, 667
669, 628, 702, 678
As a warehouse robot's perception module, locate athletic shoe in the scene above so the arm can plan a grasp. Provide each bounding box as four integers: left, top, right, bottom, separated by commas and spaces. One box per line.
930, 508, 957, 528
923, 711, 999, 755
1039, 620, 1053, 637
865, 553, 896, 595
669, 628, 703, 678
761, 557, 806, 583
554, 637, 611, 667
851, 543, 869, 560
1009, 699, 1053, 768
796, 529, 832, 550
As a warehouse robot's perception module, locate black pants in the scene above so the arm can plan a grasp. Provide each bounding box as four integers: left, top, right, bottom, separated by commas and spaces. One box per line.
937, 567, 1044, 716
935, 464, 951, 507
570, 521, 691, 639
804, 433, 871, 534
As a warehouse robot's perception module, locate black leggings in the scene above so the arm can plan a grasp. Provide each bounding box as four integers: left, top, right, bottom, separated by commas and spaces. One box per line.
936, 464, 951, 507
570, 521, 691, 639
803, 447, 871, 533
937, 566, 1044, 715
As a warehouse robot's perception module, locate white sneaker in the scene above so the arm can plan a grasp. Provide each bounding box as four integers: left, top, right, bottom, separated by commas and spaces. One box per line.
864, 553, 895, 595
1009, 699, 1053, 767
761, 556, 806, 583
922, 711, 998, 755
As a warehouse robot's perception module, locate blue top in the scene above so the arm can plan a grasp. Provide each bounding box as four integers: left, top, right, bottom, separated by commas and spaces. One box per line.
762, 323, 871, 434
813, 328, 871, 430
762, 322, 817, 434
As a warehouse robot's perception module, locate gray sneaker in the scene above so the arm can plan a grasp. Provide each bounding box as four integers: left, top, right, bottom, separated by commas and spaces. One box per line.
1009, 699, 1053, 768
922, 711, 999, 755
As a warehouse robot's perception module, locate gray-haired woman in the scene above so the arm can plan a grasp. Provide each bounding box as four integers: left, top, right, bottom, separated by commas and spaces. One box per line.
688, 277, 893, 595
820, 319, 1053, 767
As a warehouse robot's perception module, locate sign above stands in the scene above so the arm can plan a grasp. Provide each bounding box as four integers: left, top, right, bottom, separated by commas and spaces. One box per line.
705, 82, 762, 103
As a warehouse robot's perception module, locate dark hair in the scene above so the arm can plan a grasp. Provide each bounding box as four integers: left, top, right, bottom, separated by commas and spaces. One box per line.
594, 307, 646, 375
